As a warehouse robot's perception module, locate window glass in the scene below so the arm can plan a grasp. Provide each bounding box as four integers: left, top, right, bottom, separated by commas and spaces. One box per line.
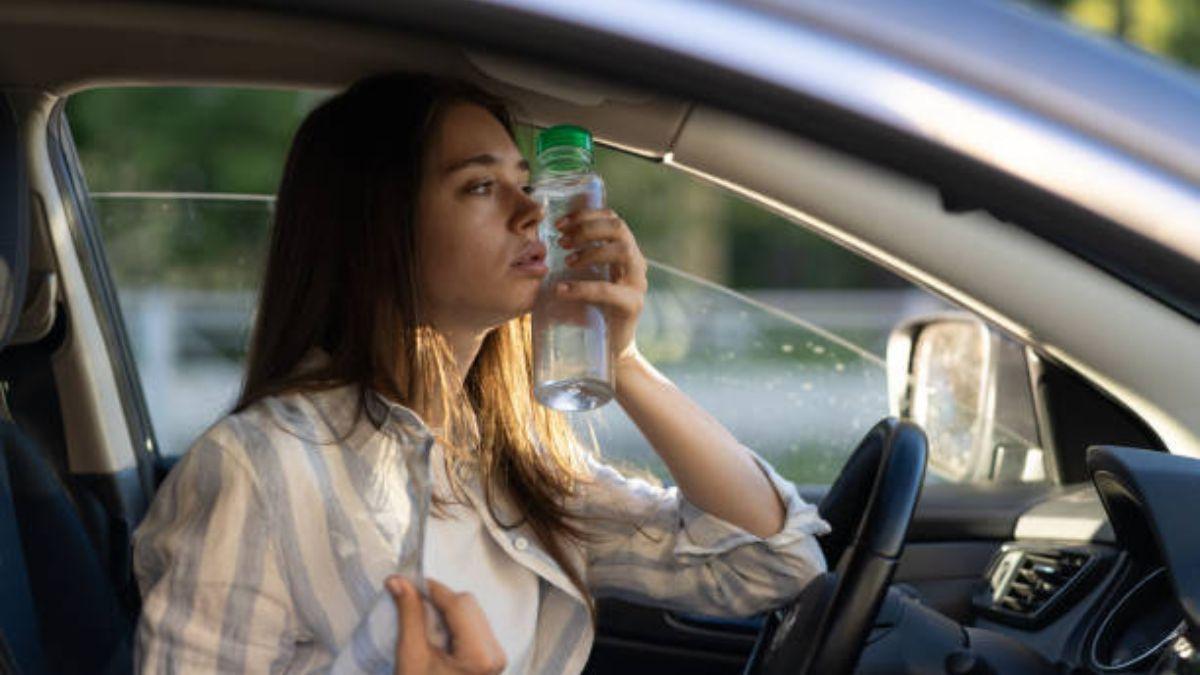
89, 194, 272, 456
71, 86, 1045, 487
578, 148, 955, 483
69, 87, 318, 457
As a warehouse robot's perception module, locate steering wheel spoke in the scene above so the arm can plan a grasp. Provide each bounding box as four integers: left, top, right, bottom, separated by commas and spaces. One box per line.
744, 418, 928, 675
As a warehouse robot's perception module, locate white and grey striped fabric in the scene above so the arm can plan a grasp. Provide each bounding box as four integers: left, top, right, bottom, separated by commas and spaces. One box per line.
133, 352, 830, 674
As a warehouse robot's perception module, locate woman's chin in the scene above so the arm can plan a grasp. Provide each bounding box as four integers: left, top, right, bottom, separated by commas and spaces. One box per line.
490, 297, 537, 326
515, 285, 541, 314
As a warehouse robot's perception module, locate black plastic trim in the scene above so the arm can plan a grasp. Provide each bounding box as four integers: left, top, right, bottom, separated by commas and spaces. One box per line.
1088, 445, 1200, 632
1088, 566, 1186, 672
0, 93, 28, 348
972, 542, 1116, 630
592, 598, 757, 656
1040, 368, 1166, 484
665, 611, 762, 638
905, 482, 1059, 543
584, 598, 754, 674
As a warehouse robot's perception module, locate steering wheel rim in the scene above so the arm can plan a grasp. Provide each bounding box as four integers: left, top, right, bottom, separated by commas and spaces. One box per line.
745, 417, 928, 675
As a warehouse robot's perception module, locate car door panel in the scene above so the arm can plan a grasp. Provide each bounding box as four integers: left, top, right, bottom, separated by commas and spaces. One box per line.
584, 599, 753, 675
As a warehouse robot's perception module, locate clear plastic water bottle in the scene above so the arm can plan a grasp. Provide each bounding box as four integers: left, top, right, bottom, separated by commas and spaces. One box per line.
531, 125, 615, 411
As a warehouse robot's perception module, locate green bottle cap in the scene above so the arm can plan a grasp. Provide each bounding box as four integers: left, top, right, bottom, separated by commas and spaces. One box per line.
536, 124, 593, 156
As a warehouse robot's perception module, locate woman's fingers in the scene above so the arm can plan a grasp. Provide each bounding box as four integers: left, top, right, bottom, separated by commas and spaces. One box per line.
390, 576, 433, 671
558, 210, 646, 287
556, 281, 643, 317
426, 579, 507, 674
556, 207, 647, 362
565, 241, 646, 283
556, 208, 629, 247
390, 576, 506, 675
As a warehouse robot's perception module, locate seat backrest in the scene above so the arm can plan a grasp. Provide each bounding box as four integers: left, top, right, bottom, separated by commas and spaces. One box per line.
0, 425, 45, 674
1, 421, 133, 673
0, 91, 134, 673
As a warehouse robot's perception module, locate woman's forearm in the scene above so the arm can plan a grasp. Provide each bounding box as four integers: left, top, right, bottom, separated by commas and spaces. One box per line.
613, 351, 785, 538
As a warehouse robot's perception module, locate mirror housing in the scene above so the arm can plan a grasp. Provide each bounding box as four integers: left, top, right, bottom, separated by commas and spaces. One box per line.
887, 313, 1049, 483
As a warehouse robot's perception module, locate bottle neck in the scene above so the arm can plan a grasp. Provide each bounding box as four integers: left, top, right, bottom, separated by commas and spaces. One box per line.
536, 146, 593, 175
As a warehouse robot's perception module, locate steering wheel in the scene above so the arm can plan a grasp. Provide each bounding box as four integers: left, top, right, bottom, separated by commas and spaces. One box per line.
745, 417, 928, 675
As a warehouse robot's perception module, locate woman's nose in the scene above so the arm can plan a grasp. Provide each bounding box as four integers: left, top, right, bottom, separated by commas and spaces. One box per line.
513, 188, 543, 232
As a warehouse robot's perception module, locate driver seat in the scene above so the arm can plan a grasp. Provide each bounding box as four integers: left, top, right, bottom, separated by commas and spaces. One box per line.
0, 92, 135, 674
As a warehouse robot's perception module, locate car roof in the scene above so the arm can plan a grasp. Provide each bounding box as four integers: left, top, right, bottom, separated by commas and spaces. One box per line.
5, 0, 1199, 182
0, 1, 691, 156
757, 0, 1200, 188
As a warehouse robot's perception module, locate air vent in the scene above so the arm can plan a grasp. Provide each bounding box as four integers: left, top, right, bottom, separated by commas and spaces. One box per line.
999, 550, 1088, 613
974, 545, 1108, 628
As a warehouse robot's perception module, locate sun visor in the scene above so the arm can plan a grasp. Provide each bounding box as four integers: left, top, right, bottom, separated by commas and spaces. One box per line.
465, 51, 689, 158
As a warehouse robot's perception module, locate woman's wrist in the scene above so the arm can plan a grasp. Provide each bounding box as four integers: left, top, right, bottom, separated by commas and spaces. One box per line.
613, 343, 647, 401
614, 343, 645, 380
614, 341, 642, 369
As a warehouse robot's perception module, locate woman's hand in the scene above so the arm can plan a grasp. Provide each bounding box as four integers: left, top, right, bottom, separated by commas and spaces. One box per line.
555, 208, 648, 367
387, 576, 506, 675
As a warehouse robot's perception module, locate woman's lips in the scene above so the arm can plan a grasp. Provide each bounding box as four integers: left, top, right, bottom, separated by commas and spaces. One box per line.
511, 259, 549, 276
512, 242, 548, 276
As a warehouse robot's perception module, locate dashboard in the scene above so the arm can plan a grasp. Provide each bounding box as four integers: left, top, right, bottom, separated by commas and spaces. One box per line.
859, 446, 1200, 674
976, 486, 1190, 673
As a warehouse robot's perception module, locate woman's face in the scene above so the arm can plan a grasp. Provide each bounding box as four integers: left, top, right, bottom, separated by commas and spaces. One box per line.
415, 103, 547, 332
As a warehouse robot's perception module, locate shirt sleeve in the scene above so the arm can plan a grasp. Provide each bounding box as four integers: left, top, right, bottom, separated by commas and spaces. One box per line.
132, 428, 299, 674
576, 449, 831, 618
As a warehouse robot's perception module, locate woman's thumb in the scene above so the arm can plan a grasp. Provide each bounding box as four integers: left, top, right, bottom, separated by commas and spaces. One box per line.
387, 576, 430, 666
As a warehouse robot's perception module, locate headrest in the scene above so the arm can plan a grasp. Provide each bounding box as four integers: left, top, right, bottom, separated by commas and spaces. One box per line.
10, 271, 56, 346
0, 94, 27, 350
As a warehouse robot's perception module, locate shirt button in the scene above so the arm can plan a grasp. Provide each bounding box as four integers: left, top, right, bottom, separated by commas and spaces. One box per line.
513, 536, 529, 551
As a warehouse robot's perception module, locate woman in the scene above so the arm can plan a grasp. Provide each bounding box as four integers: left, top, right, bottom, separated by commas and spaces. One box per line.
132, 72, 829, 674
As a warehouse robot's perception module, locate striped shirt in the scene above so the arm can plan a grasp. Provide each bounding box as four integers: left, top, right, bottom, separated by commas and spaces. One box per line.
133, 352, 830, 674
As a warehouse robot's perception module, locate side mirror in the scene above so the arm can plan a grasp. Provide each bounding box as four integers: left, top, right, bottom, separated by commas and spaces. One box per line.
886, 313, 1048, 483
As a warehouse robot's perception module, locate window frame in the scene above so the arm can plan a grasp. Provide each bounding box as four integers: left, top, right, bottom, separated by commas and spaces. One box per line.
48, 100, 161, 491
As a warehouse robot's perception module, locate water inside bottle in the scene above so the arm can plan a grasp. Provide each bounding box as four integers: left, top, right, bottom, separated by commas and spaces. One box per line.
531, 282, 613, 411
531, 172, 614, 411
534, 377, 614, 412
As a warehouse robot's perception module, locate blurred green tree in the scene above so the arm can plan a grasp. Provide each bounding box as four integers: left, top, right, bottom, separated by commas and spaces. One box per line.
69, 85, 906, 292
1029, 0, 1200, 69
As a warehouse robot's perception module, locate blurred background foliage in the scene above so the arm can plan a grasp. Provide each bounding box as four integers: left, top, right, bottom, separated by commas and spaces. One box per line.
1030, 0, 1200, 67
68, 84, 908, 296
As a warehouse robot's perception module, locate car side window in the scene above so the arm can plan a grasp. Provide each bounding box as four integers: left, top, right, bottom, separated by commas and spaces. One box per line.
68, 86, 1045, 487
88, 194, 273, 456
583, 147, 985, 485
68, 87, 320, 457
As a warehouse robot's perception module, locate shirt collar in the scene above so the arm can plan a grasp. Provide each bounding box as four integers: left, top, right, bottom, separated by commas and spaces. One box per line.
287, 348, 585, 602
270, 346, 436, 451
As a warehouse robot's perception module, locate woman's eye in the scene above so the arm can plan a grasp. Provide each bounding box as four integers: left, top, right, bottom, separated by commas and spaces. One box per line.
466, 180, 494, 195
464, 180, 531, 197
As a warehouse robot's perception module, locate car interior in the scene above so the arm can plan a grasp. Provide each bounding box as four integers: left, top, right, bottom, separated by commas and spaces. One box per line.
0, 1, 1199, 674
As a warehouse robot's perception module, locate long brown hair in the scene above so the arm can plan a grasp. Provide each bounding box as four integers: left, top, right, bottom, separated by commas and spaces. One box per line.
234, 72, 595, 613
